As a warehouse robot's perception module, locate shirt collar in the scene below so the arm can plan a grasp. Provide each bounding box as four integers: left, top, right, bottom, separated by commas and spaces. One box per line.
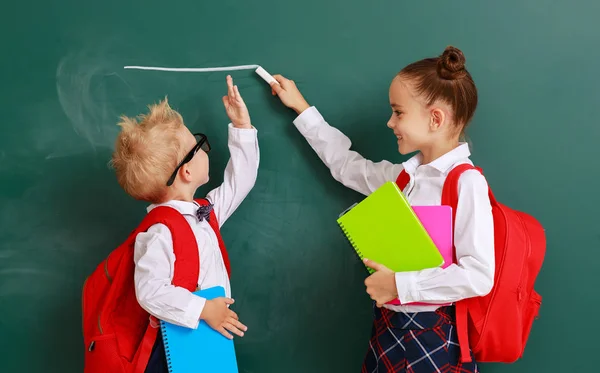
402, 142, 471, 175
147, 199, 200, 217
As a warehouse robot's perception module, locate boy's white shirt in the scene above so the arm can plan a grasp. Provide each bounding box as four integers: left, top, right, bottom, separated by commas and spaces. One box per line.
134, 124, 259, 329
293, 107, 495, 313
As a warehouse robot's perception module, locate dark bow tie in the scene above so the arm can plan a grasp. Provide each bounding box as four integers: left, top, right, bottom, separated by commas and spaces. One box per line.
196, 203, 214, 222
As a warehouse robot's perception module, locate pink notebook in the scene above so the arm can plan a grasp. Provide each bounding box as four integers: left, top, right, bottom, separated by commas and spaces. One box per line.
386, 205, 453, 306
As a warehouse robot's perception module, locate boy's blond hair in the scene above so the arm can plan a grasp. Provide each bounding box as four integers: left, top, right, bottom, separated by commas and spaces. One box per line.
111, 98, 186, 203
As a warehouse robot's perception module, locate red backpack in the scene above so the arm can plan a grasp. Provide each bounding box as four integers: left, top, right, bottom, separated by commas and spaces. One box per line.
397, 164, 545, 363
82, 199, 230, 373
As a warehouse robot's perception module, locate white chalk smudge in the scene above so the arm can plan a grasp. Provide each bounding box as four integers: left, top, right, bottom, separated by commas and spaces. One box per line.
57, 51, 135, 152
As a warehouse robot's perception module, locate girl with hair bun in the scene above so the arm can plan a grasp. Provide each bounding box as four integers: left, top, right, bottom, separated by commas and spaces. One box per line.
272, 46, 489, 373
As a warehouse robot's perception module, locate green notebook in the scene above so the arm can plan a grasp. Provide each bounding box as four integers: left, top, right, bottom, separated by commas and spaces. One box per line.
337, 181, 444, 273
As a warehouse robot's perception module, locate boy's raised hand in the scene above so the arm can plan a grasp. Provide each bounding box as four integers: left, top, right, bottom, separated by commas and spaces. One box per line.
200, 297, 247, 339
270, 74, 310, 115
223, 75, 252, 129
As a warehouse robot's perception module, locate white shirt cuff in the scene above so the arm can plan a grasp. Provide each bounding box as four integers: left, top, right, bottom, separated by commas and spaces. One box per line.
183, 295, 206, 329
228, 123, 258, 143
395, 272, 419, 304
292, 106, 322, 131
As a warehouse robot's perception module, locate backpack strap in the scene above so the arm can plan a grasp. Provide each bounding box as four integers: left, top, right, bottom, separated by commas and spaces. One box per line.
138, 206, 200, 291
395, 169, 411, 191
129, 206, 199, 373
440, 164, 476, 363
441, 164, 497, 216
440, 163, 496, 363
195, 198, 231, 277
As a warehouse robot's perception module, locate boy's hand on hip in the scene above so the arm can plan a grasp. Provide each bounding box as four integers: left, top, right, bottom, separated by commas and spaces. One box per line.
200, 297, 248, 339
270, 74, 310, 115
223, 75, 252, 129
364, 259, 398, 307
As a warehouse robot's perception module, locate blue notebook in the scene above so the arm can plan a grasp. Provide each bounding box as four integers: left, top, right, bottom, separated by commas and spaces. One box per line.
160, 286, 238, 373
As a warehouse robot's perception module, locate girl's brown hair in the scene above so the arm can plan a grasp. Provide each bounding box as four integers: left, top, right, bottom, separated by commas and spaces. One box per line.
399, 46, 478, 134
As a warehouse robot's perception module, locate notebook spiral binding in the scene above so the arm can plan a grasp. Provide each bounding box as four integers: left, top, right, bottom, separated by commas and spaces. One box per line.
160, 321, 174, 372
339, 223, 375, 274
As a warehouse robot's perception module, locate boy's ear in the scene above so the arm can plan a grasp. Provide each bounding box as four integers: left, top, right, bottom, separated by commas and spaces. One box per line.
179, 163, 193, 183
430, 107, 445, 132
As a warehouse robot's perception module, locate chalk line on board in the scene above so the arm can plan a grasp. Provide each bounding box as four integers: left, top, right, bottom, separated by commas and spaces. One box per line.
124, 64, 259, 72
124, 64, 278, 85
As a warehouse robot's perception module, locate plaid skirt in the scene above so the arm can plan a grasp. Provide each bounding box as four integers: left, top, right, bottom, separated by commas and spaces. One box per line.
361, 305, 478, 373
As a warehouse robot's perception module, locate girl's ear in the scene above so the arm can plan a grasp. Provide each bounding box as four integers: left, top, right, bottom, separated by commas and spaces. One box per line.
430, 107, 445, 132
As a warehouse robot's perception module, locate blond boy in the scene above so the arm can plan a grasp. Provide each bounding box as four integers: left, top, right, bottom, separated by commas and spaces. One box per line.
111, 76, 259, 373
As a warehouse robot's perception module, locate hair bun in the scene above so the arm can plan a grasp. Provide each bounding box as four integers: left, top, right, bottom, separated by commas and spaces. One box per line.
437, 46, 467, 80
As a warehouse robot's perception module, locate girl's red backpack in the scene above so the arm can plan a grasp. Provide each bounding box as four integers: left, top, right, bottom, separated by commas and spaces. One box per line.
397, 164, 545, 363
81, 199, 229, 373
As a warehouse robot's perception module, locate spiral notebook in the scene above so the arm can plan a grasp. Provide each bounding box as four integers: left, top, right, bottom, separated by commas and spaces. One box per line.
160, 286, 238, 373
337, 181, 444, 274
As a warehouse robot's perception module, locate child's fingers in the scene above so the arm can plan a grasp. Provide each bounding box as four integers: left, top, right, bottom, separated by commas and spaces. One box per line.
234, 85, 244, 103
227, 315, 247, 331
232, 318, 248, 332
217, 326, 234, 340
223, 322, 245, 337
226, 317, 248, 332
228, 310, 239, 320
220, 297, 235, 305
224, 318, 248, 332
365, 286, 375, 300
273, 74, 288, 86
227, 75, 234, 97
363, 258, 385, 272
270, 81, 284, 95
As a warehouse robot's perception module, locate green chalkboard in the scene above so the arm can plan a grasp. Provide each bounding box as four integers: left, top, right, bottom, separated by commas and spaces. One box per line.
1, 0, 599, 372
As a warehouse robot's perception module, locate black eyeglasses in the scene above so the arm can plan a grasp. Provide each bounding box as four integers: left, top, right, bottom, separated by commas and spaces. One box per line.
166, 133, 211, 186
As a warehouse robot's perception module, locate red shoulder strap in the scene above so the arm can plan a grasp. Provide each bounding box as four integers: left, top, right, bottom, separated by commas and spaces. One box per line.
137, 206, 199, 291
439, 164, 476, 362
441, 163, 497, 221
127, 206, 200, 373
196, 199, 231, 277
396, 169, 411, 191
441, 163, 499, 363
441, 164, 477, 223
